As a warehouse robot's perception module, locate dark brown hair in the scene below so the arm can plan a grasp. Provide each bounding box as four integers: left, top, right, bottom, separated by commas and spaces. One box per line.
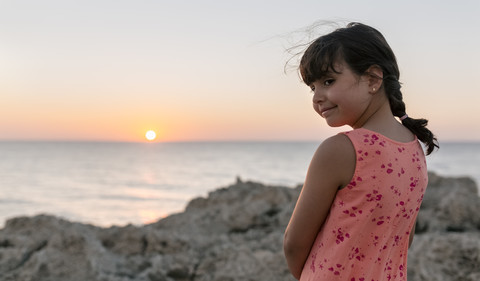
299, 22, 438, 154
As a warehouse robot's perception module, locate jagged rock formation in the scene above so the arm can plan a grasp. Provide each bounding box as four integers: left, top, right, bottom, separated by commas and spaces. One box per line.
0, 173, 479, 281
407, 173, 480, 281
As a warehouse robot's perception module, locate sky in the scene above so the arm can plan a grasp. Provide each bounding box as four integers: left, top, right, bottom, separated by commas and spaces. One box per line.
1, 0, 479, 142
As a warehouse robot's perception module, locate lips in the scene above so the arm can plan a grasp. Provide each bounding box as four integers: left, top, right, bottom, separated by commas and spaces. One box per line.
320, 106, 337, 117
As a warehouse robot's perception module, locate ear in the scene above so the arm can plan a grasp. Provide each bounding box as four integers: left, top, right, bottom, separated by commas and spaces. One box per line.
365, 65, 383, 94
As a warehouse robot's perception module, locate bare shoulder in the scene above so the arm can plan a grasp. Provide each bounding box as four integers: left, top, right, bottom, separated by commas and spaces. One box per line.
310, 133, 356, 188
318, 133, 354, 154
314, 133, 355, 166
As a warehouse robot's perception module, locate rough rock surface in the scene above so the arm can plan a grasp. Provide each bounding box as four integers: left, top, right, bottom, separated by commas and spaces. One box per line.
407, 173, 480, 281
0, 173, 479, 281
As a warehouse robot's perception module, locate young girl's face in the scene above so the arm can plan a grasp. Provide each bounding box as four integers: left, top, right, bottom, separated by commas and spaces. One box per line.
309, 61, 372, 128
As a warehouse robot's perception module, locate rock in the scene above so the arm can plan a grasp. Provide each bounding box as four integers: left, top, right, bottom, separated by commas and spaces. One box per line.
0, 215, 101, 281
408, 232, 480, 281
0, 173, 478, 281
416, 173, 480, 232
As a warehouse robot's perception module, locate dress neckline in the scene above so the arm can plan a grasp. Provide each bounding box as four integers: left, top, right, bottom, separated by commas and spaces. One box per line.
353, 127, 418, 145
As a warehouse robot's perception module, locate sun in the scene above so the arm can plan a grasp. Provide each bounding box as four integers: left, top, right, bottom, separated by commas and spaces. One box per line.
145, 130, 157, 141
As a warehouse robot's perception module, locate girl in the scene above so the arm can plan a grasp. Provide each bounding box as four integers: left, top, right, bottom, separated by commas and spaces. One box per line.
283, 22, 438, 281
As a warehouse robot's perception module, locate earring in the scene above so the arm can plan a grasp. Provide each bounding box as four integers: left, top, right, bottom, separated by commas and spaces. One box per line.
372, 87, 376, 92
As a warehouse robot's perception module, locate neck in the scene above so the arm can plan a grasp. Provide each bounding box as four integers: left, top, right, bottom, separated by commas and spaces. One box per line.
353, 93, 414, 142
352, 93, 398, 131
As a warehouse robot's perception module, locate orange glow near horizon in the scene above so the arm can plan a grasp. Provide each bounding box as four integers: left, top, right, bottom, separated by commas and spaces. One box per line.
1, 2, 480, 143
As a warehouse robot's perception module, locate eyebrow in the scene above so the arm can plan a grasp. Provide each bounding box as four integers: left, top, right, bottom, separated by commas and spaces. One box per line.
319, 69, 340, 79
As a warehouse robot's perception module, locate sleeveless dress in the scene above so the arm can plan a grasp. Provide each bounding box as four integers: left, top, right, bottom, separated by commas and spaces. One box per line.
299, 128, 428, 281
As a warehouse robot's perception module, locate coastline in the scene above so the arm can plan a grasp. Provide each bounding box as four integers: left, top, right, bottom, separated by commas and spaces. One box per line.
2, 140, 479, 229
1, 172, 479, 281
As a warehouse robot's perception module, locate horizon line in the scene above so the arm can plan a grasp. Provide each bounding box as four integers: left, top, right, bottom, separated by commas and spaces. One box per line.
1, 138, 479, 144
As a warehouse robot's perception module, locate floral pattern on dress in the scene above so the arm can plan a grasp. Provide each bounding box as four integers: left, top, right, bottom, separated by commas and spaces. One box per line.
299, 128, 428, 281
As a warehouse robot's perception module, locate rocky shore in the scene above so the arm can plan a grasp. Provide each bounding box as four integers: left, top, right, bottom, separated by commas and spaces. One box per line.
1, 172, 479, 281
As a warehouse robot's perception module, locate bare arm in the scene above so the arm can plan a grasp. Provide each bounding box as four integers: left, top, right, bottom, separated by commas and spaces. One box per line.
283, 134, 355, 279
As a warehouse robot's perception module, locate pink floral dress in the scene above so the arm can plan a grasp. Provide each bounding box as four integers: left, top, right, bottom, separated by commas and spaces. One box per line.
300, 128, 428, 281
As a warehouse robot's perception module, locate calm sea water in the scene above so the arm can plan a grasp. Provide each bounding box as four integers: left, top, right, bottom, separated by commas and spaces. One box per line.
1, 141, 479, 227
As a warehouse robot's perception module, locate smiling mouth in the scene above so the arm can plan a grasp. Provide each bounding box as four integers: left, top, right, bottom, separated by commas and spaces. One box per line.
321, 106, 337, 117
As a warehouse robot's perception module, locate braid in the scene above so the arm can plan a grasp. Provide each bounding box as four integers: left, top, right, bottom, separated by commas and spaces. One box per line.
383, 75, 405, 117
384, 76, 439, 155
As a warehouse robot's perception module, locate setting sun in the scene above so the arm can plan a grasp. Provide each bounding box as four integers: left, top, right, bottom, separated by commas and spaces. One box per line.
145, 130, 157, 141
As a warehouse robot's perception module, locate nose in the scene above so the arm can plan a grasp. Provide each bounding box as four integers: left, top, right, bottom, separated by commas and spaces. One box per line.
312, 88, 324, 105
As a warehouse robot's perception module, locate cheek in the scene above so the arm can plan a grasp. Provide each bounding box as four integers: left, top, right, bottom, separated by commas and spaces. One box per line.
326, 89, 343, 104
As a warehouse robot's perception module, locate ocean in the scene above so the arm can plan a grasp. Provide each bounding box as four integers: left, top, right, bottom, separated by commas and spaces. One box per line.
1, 141, 479, 227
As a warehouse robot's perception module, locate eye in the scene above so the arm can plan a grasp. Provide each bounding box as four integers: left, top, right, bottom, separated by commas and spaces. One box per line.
310, 85, 315, 92
323, 79, 335, 86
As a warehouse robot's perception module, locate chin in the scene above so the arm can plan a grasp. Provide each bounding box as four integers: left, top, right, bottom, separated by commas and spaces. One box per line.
325, 120, 346, 128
